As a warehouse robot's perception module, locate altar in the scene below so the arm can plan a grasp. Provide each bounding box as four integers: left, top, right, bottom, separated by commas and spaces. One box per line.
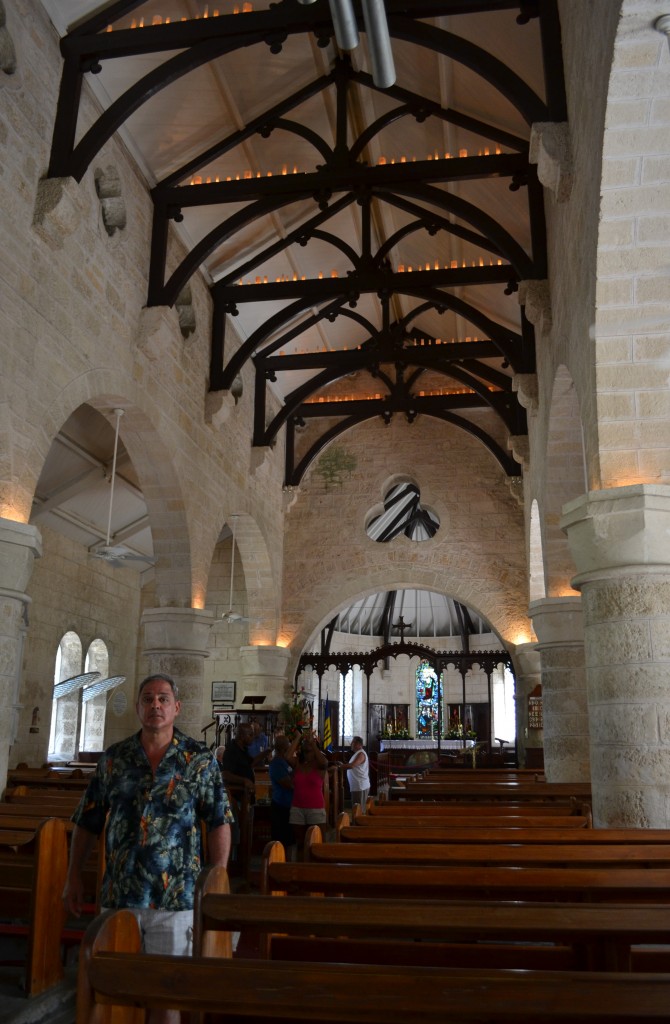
379, 739, 476, 752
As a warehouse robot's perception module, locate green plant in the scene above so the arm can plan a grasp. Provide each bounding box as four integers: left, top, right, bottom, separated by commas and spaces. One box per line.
315, 445, 357, 489
278, 690, 313, 740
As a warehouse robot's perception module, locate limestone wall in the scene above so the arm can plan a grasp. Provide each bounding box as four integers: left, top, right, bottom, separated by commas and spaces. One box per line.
13, 526, 141, 766
282, 415, 528, 672
0, 1, 287, 766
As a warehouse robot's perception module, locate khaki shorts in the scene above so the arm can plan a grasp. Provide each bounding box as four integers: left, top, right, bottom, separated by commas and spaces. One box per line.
102, 907, 193, 955
289, 806, 327, 826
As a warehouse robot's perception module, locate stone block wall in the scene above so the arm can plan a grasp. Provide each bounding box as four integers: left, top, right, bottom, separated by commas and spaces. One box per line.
283, 414, 529, 671
13, 526, 141, 765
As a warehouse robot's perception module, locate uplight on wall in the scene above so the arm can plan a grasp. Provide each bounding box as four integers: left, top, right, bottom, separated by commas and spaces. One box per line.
297, 0, 396, 88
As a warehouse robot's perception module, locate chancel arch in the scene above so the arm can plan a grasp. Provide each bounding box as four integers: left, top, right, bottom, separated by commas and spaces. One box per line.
296, 587, 514, 763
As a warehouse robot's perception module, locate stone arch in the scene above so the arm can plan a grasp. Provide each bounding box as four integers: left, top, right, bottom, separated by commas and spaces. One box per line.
593, 2, 670, 488
229, 514, 277, 641
208, 513, 279, 645
21, 372, 194, 606
528, 498, 546, 603
285, 573, 523, 682
543, 364, 585, 595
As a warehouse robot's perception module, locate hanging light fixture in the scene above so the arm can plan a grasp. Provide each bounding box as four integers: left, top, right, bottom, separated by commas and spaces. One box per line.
296, 0, 395, 88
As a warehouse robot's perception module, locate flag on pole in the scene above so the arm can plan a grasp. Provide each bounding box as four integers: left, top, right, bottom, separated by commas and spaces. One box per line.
323, 697, 333, 751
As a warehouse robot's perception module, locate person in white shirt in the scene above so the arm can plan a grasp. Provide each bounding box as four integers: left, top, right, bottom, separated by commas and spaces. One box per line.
345, 736, 370, 811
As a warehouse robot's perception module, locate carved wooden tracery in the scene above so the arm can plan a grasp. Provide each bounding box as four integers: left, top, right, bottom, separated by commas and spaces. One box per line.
298, 638, 512, 746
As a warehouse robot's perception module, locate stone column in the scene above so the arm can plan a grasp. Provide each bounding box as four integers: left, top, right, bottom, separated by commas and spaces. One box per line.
0, 519, 42, 791
529, 597, 589, 782
561, 485, 670, 827
239, 645, 292, 709
141, 607, 215, 740
511, 643, 541, 768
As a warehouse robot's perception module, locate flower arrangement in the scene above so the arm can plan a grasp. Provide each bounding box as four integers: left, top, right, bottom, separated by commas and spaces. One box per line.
278, 689, 313, 740
384, 724, 410, 740
444, 716, 476, 740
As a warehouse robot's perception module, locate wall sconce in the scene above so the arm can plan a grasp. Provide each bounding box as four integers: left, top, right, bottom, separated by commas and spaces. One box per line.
297, 0, 396, 88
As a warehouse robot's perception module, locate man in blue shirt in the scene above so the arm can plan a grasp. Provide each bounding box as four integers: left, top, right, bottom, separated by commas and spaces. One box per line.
63, 674, 232, 1024
268, 734, 298, 852
247, 719, 270, 762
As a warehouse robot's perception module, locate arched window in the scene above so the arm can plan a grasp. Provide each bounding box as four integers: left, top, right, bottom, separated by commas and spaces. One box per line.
415, 660, 441, 738
80, 639, 109, 753
48, 633, 111, 760
48, 631, 83, 760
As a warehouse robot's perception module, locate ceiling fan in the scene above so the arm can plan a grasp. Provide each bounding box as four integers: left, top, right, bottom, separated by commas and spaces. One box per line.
222, 515, 251, 623
90, 408, 155, 570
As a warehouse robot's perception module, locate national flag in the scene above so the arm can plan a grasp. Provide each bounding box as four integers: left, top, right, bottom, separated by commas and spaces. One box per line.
323, 697, 333, 751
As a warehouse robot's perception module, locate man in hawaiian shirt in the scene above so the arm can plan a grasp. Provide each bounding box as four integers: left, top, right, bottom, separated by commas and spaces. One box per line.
63, 673, 232, 1024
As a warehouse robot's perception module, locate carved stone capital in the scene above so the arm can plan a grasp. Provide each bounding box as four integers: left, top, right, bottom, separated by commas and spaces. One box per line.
136, 306, 180, 361
518, 279, 552, 337
504, 475, 525, 507
512, 373, 539, 415
529, 122, 573, 202
33, 177, 81, 246
94, 166, 126, 236
508, 435, 530, 471
176, 286, 196, 340
282, 485, 300, 512
250, 445, 273, 476
205, 390, 235, 430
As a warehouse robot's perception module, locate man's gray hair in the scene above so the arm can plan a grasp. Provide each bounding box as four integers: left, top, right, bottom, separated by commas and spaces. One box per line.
137, 673, 179, 700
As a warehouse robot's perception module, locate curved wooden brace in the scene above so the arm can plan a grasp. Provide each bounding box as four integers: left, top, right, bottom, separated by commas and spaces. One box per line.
376, 216, 497, 268
215, 193, 356, 288
160, 72, 336, 189
268, 366, 363, 445
267, 117, 334, 166
398, 293, 521, 366
377, 184, 535, 278
221, 295, 348, 389
53, 36, 240, 181
302, 229, 362, 271
388, 16, 549, 125
349, 103, 418, 161
158, 193, 310, 307
257, 305, 378, 362
286, 401, 520, 486
287, 414, 365, 487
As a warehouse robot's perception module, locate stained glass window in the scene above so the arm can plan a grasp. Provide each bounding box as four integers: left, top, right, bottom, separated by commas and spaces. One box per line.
415, 660, 441, 738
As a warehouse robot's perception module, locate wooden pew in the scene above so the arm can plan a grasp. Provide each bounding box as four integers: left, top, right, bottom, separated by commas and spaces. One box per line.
78, 907, 670, 1023
0, 817, 68, 995
390, 780, 592, 804
6, 785, 82, 806
260, 840, 670, 903
195, 867, 670, 973
350, 810, 591, 829
338, 821, 670, 844
366, 800, 580, 816
0, 811, 74, 832
305, 830, 670, 869
5, 768, 90, 792
425, 768, 544, 779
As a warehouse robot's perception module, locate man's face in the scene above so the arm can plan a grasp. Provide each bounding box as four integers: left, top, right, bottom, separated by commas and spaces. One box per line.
136, 679, 181, 733
238, 725, 253, 748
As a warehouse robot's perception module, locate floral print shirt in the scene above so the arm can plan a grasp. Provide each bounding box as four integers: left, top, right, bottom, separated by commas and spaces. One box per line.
72, 728, 233, 910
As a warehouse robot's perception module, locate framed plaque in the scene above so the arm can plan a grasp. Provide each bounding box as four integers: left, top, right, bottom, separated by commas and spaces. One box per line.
211, 680, 236, 704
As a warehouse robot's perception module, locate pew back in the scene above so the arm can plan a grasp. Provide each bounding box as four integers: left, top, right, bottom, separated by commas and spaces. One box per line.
79, 908, 670, 1023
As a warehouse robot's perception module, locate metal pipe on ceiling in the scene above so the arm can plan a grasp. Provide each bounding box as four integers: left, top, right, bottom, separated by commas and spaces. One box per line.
329, 0, 359, 51
361, 0, 396, 88
296, 0, 395, 89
